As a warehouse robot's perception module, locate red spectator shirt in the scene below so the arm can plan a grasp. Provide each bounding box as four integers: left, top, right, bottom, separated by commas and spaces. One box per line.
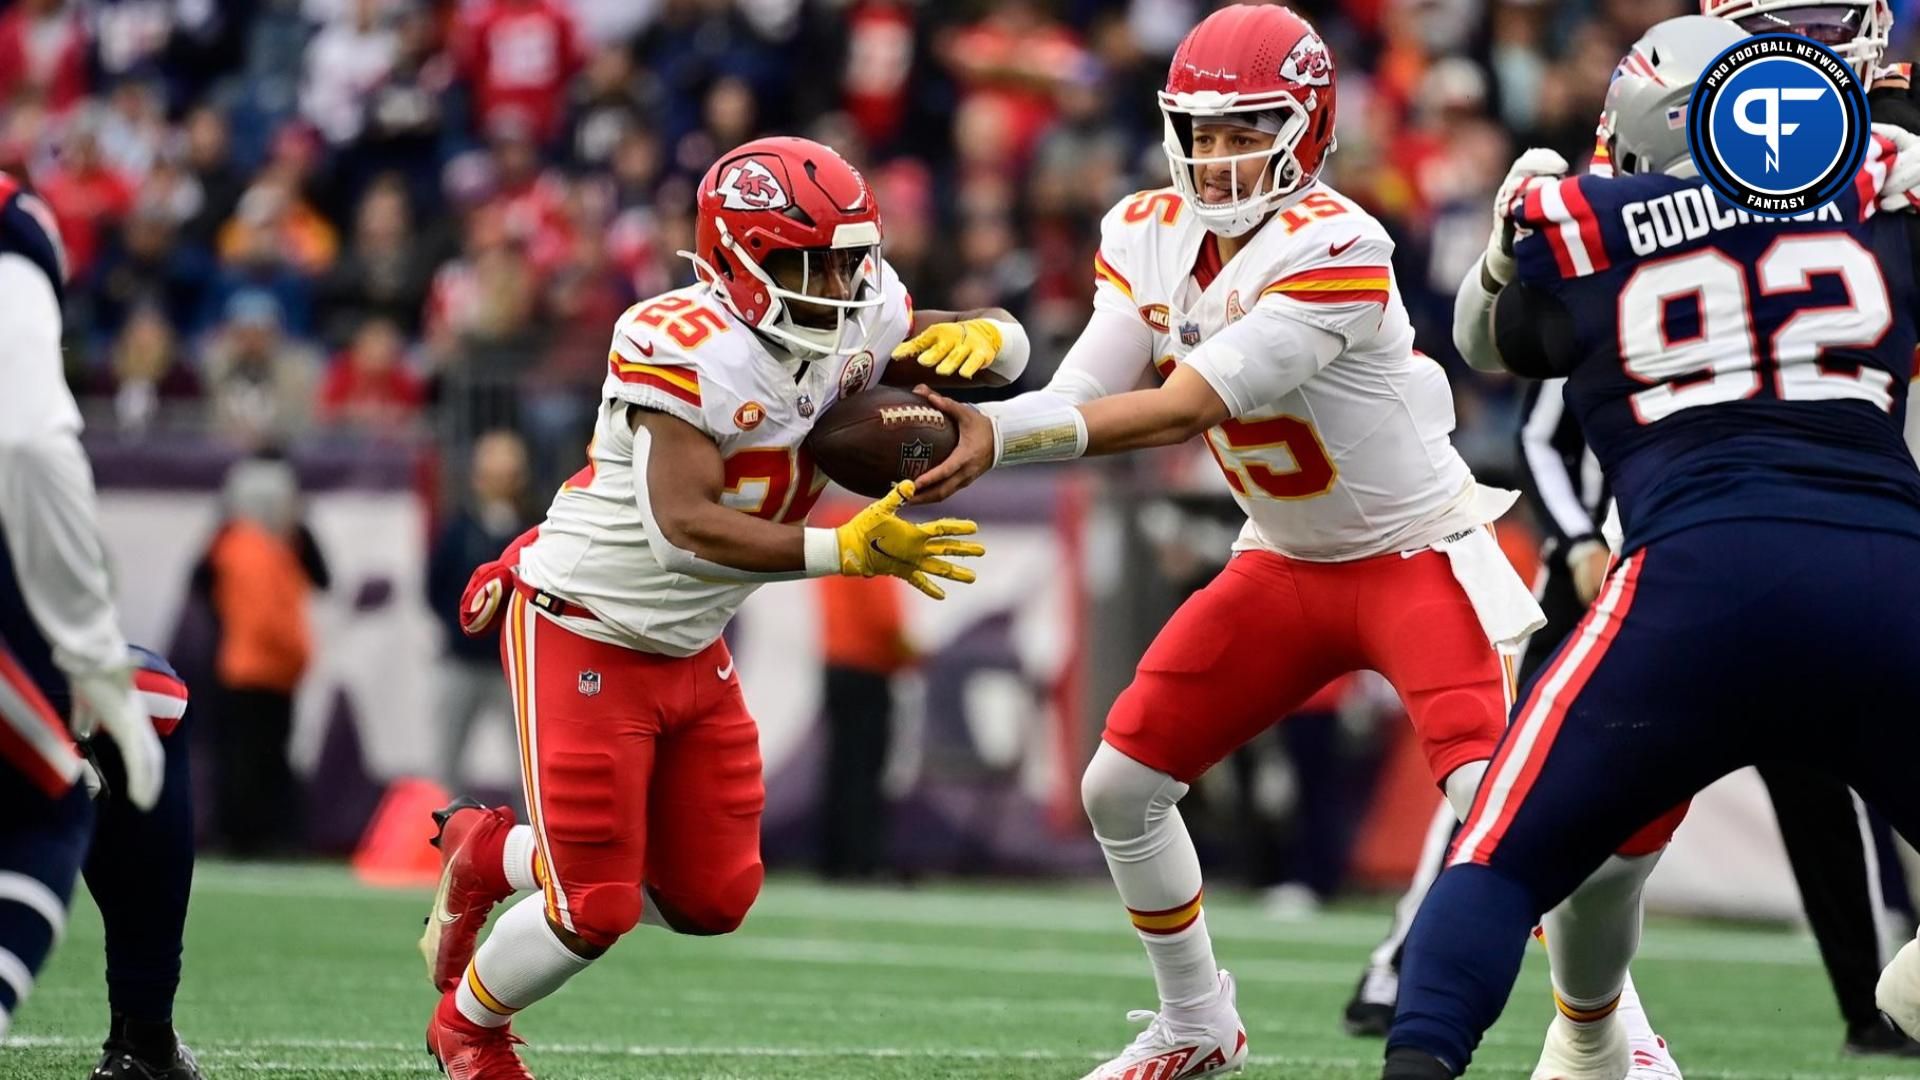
946, 18, 1084, 163
454, 0, 583, 144
0, 6, 88, 112
35, 165, 134, 280
318, 355, 425, 422
842, 2, 916, 149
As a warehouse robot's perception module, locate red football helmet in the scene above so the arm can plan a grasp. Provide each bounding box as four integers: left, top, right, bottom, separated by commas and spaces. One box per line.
689, 136, 885, 357
1161, 5, 1339, 236
1700, 0, 1891, 78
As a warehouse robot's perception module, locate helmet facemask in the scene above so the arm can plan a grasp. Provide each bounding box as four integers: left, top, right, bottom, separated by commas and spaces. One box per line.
1710, 0, 1891, 78
1161, 95, 1318, 237
688, 218, 886, 359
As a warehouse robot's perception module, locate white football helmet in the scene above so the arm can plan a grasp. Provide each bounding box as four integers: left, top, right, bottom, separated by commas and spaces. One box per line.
1701, 0, 1892, 78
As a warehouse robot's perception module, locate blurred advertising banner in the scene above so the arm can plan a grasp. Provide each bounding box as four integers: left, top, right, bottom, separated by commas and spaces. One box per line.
88, 436, 1098, 872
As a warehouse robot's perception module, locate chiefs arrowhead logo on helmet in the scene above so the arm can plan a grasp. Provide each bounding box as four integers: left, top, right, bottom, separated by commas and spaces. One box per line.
1279, 31, 1333, 88
715, 158, 791, 212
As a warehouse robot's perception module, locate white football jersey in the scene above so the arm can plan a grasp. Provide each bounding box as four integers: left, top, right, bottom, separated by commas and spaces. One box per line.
517, 261, 914, 656
1092, 184, 1515, 561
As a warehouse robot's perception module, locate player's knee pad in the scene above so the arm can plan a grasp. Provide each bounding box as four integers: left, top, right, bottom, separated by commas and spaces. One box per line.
541, 751, 623, 844
1408, 685, 1505, 786
1081, 741, 1188, 845
566, 882, 643, 948
1443, 759, 1489, 822
644, 862, 763, 936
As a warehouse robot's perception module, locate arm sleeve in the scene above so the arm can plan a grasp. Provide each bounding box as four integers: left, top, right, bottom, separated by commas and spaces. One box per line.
1516, 379, 1598, 548
628, 420, 816, 584
0, 435, 133, 679
1177, 302, 1344, 418
1040, 306, 1156, 405
0, 253, 129, 681
1453, 255, 1505, 373
1492, 280, 1580, 379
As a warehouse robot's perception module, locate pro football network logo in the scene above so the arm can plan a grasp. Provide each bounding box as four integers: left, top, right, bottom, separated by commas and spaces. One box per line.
1687, 34, 1868, 217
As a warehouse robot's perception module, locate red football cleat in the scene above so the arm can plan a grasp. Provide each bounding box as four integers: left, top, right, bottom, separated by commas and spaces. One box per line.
426, 994, 534, 1080
419, 797, 516, 992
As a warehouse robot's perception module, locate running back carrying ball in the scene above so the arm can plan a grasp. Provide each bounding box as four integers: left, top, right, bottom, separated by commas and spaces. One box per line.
805, 386, 958, 497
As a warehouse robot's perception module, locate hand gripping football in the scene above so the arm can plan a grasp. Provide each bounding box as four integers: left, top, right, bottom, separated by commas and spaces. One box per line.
804, 386, 960, 498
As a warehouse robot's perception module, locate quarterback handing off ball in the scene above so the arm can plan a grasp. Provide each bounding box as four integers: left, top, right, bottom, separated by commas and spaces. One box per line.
805, 386, 959, 497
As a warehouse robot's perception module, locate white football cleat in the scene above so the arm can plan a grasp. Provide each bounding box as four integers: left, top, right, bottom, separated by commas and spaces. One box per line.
1877, 937, 1920, 1038
1627, 1031, 1684, 1079
1081, 970, 1248, 1080
1531, 1013, 1628, 1080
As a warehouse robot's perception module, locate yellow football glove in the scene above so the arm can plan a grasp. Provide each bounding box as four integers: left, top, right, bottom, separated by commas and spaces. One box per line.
892, 319, 1003, 379
833, 480, 984, 599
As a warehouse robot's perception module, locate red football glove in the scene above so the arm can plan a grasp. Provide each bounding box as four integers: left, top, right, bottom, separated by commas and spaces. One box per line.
460, 527, 538, 637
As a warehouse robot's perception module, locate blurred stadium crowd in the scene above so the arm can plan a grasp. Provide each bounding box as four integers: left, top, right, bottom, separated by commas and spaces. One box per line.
30, 0, 1910, 493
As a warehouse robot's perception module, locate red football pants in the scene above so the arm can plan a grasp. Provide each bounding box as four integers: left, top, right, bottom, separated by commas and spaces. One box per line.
1105, 547, 1510, 787
500, 591, 765, 947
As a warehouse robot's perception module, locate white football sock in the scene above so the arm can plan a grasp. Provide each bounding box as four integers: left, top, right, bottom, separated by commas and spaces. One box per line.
1543, 849, 1663, 1016
1083, 742, 1220, 1015
1443, 759, 1488, 822
502, 825, 540, 893
455, 894, 592, 1028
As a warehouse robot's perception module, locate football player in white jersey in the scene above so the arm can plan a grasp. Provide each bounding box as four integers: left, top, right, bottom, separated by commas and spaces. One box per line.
415, 136, 1027, 1078
911, 7, 1677, 1078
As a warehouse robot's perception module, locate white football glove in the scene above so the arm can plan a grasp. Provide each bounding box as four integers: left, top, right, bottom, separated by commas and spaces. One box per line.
1872, 123, 1920, 212
69, 666, 164, 810
1485, 148, 1570, 286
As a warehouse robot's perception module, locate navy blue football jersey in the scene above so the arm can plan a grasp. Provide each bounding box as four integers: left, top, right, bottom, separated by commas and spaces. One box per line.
1509, 156, 1920, 551
0, 172, 67, 303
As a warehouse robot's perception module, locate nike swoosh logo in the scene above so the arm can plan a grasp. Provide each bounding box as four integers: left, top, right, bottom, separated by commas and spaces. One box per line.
621, 332, 655, 358
868, 538, 898, 561
430, 869, 459, 926
1329, 237, 1359, 258
716, 661, 735, 681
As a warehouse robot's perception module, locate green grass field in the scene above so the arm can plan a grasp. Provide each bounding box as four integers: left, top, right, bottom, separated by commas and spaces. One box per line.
10, 862, 1920, 1079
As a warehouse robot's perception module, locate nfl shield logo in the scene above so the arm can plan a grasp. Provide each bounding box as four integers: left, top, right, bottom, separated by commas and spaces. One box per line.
578, 670, 601, 696
798, 393, 815, 418
900, 438, 934, 478
1179, 321, 1201, 346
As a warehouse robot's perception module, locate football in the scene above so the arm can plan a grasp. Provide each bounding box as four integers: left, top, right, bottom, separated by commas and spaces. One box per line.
805, 386, 959, 498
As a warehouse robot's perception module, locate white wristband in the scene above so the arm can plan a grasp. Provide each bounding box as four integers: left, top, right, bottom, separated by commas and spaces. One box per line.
803, 527, 843, 577
984, 318, 1030, 383
988, 398, 1088, 467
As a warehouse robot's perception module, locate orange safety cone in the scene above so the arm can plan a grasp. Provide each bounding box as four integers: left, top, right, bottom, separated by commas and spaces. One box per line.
352, 777, 453, 888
